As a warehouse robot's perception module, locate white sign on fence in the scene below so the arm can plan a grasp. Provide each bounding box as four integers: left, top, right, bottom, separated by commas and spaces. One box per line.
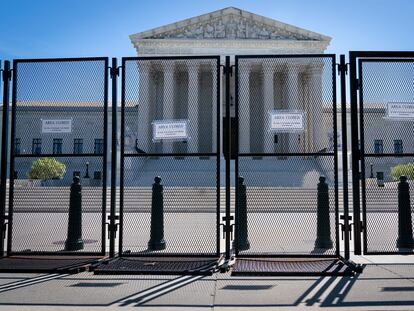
386, 102, 414, 120
269, 110, 305, 132
41, 119, 72, 133
152, 119, 189, 141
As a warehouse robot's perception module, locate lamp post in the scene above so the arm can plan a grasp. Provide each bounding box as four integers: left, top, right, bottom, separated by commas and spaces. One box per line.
84, 161, 90, 179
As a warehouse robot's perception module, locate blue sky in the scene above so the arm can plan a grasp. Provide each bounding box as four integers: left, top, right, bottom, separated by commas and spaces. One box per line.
0, 0, 413, 60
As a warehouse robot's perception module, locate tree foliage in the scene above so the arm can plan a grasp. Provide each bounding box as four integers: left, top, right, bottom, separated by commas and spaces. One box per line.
390, 163, 414, 181
27, 157, 66, 180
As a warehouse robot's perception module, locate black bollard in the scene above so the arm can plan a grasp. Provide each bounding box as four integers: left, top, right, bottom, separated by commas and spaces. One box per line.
314, 176, 333, 249
396, 176, 414, 249
148, 176, 166, 250
65, 176, 84, 251
236, 176, 250, 251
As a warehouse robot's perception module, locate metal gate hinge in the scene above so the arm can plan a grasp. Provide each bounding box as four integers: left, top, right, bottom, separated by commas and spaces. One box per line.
108, 224, 118, 232
107, 215, 119, 221
222, 215, 234, 222
2, 68, 12, 81
110, 66, 120, 78
222, 65, 234, 76
337, 63, 348, 75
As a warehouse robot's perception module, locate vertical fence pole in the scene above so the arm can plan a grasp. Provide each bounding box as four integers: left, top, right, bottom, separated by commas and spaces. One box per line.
0, 61, 11, 256
349, 52, 362, 255
225, 56, 231, 260
340, 55, 351, 259
109, 57, 118, 258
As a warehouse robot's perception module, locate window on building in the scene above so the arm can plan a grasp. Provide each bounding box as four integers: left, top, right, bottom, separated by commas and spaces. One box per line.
14, 138, 21, 155
73, 139, 83, 154
374, 140, 383, 154
32, 138, 41, 155
94, 139, 104, 154
394, 140, 403, 154
53, 138, 63, 154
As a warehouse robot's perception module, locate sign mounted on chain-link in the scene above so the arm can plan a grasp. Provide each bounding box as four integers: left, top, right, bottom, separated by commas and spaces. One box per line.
385, 102, 414, 120
269, 110, 305, 133
41, 119, 72, 133
152, 119, 189, 141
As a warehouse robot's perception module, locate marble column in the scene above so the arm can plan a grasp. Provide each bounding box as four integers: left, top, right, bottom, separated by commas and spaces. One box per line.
239, 62, 251, 153
138, 62, 152, 153
308, 63, 324, 152
211, 63, 217, 153
162, 62, 175, 153
262, 64, 275, 153
287, 64, 300, 153
187, 62, 200, 153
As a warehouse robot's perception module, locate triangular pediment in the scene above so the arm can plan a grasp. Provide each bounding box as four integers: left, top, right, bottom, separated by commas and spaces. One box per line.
130, 7, 331, 42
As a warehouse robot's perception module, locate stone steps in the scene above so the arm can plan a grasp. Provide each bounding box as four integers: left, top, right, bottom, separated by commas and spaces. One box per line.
4, 186, 403, 213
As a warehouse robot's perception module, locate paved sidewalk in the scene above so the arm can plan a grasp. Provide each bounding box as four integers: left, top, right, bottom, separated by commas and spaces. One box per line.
0, 256, 413, 310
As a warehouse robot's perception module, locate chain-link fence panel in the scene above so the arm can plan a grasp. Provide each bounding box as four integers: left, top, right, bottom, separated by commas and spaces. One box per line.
359, 58, 414, 254
236, 156, 338, 256
120, 57, 221, 256
122, 58, 219, 155
235, 55, 339, 256
9, 58, 108, 255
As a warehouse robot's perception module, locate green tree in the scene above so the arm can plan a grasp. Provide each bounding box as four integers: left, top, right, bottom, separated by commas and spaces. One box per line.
390, 163, 414, 181
27, 157, 66, 180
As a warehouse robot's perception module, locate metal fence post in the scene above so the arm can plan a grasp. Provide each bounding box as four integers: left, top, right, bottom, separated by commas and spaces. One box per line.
397, 176, 414, 249
224, 56, 231, 259
65, 176, 84, 251
339, 54, 351, 260
0, 61, 11, 257
349, 52, 362, 255
315, 176, 333, 249
148, 176, 166, 250
109, 57, 118, 258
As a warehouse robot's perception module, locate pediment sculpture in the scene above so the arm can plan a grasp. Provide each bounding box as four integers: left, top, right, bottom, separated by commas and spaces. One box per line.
146, 15, 314, 41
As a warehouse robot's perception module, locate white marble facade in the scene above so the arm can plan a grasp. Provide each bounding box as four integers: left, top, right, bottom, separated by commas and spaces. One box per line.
129, 7, 332, 154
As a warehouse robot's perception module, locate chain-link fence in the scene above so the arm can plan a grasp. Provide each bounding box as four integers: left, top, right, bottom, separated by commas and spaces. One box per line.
358, 57, 414, 254
235, 55, 339, 256
119, 57, 222, 256
8, 58, 108, 255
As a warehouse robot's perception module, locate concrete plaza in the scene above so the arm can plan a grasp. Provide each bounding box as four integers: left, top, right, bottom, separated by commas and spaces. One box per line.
0, 255, 413, 310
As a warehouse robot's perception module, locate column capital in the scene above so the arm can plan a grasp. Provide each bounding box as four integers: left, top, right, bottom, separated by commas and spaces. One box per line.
239, 61, 252, 75
287, 62, 302, 74
187, 61, 200, 73
307, 61, 325, 76
138, 61, 152, 73
262, 64, 276, 76
163, 62, 176, 73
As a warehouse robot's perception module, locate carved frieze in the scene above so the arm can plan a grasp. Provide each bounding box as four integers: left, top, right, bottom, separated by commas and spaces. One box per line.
147, 14, 313, 40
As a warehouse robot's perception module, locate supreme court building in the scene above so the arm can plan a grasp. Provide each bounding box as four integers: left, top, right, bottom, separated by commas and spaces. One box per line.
5, 7, 412, 186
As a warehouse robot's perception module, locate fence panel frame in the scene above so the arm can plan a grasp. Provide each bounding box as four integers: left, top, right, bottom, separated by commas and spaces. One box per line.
118, 55, 222, 258
7, 57, 109, 256
350, 51, 414, 255
234, 54, 341, 258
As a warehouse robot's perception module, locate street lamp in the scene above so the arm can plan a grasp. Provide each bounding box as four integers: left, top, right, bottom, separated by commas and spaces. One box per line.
84, 161, 90, 178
